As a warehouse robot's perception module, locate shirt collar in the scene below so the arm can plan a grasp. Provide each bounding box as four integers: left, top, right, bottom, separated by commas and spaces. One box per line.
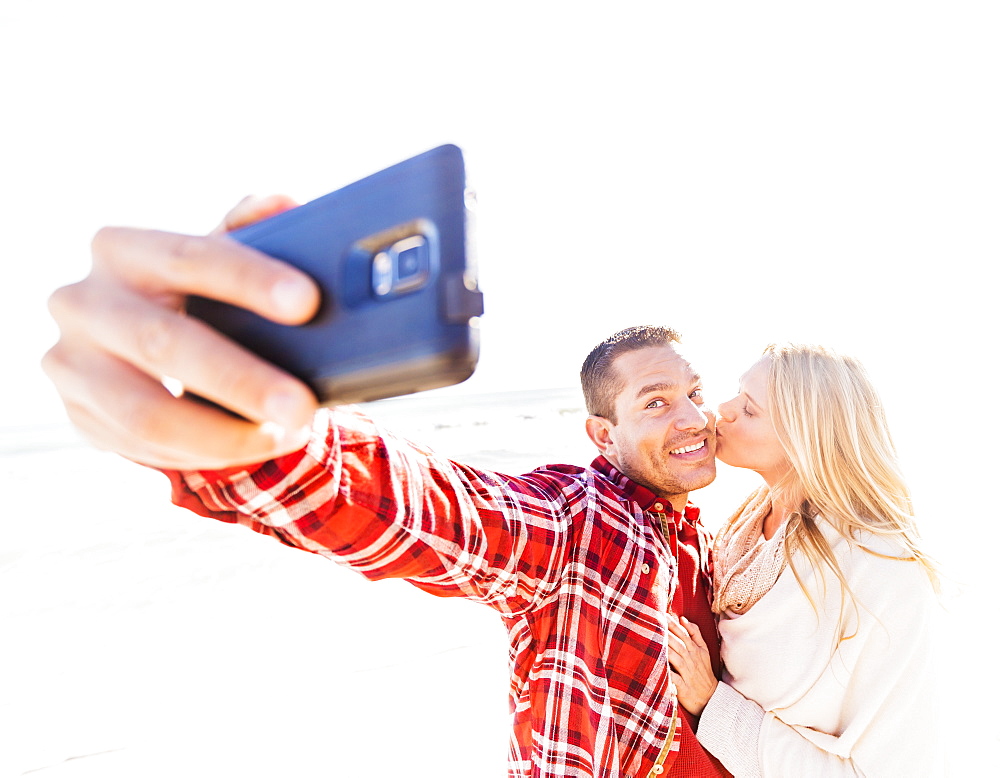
591, 456, 700, 521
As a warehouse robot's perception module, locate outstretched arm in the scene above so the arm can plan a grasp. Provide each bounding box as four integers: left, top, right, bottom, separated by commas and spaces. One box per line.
44, 196, 576, 611
166, 405, 579, 614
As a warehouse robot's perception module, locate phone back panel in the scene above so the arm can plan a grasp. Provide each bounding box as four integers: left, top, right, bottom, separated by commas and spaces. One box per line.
187, 145, 482, 405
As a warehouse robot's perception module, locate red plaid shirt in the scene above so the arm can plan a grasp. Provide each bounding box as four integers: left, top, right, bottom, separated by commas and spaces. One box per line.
164, 408, 725, 778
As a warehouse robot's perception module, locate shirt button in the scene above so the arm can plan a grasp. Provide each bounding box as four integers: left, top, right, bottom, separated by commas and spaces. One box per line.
651, 765, 665, 775
641, 563, 651, 574
653, 502, 664, 512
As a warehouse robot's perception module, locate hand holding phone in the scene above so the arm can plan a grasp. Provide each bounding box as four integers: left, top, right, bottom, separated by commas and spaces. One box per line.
43, 147, 478, 470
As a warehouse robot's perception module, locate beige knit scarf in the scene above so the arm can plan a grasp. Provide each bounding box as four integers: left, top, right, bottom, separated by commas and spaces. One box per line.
712, 486, 794, 615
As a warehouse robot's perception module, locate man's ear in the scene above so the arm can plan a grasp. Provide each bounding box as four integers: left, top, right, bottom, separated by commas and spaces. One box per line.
585, 415, 615, 456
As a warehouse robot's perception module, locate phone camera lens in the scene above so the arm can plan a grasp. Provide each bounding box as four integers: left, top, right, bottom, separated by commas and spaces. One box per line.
397, 245, 424, 281
371, 234, 432, 298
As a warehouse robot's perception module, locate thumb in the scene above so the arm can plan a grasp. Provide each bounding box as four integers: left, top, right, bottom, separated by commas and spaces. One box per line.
211, 194, 300, 235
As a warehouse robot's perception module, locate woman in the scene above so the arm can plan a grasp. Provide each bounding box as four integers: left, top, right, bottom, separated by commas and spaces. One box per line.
667, 344, 942, 776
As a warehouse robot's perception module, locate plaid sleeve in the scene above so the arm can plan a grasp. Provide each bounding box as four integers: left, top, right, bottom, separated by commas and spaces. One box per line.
163, 407, 582, 615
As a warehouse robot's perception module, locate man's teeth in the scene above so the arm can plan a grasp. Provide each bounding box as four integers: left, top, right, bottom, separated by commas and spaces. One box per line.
671, 441, 705, 455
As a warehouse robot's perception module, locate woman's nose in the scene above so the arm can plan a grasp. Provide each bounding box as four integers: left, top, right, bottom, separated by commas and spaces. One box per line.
716, 400, 736, 423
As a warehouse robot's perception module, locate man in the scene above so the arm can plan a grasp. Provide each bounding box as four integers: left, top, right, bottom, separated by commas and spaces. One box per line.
43, 196, 729, 777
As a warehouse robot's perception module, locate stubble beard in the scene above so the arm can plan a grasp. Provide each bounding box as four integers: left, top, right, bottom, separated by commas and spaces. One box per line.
619, 448, 717, 500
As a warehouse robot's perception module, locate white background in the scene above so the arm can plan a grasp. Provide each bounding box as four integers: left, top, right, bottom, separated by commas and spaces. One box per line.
2, 2, 997, 775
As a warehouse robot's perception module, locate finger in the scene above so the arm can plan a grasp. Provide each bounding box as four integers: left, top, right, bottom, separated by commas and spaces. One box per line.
667, 618, 695, 646
666, 616, 688, 640
211, 194, 300, 235
680, 617, 709, 649
666, 634, 691, 669
91, 226, 320, 326
50, 280, 318, 429
44, 343, 312, 469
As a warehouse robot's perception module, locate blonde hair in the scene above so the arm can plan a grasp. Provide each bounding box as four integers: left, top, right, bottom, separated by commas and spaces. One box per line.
763, 343, 938, 632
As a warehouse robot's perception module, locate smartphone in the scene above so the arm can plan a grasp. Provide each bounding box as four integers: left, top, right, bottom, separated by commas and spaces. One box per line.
187, 144, 483, 406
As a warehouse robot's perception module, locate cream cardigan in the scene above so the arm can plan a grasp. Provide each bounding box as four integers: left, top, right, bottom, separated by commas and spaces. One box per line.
697, 519, 943, 776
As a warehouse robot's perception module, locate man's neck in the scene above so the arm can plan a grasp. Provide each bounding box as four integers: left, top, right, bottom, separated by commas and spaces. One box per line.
663, 493, 688, 513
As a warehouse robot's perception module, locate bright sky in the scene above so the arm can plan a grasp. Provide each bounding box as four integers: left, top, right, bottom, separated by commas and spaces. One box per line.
2, 2, 997, 489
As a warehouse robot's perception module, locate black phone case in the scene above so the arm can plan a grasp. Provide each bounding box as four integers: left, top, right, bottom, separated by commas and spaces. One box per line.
187, 145, 483, 405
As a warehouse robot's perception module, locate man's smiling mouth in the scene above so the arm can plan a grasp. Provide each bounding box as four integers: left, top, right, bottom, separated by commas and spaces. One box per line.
670, 440, 706, 455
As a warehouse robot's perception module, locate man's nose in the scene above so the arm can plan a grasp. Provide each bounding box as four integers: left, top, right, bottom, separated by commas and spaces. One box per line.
675, 398, 712, 431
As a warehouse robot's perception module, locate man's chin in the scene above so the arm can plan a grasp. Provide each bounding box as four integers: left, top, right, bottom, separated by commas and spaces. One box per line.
685, 467, 718, 493
656, 465, 717, 498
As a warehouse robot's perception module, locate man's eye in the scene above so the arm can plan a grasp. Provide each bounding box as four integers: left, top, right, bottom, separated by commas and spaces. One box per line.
690, 389, 704, 402
647, 399, 666, 409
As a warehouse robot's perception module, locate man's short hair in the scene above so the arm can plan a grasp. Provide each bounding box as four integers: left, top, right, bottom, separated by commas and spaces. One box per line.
580, 326, 682, 424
